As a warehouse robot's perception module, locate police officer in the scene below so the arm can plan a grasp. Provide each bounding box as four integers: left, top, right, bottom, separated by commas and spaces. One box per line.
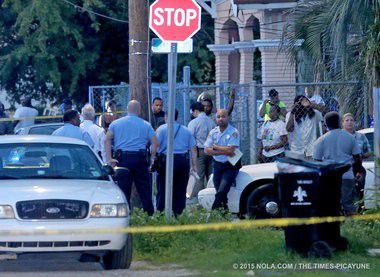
205, 109, 241, 210
187, 102, 216, 198
52, 109, 94, 147
105, 100, 157, 215
156, 109, 198, 216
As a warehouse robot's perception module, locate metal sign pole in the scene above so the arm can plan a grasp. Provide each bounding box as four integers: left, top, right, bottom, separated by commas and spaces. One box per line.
165, 42, 178, 220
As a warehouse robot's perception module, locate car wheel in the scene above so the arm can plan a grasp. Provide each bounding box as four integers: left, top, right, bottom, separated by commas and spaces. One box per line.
246, 183, 280, 219
103, 233, 133, 270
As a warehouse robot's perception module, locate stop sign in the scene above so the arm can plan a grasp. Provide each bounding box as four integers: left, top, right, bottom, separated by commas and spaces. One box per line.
149, 0, 201, 42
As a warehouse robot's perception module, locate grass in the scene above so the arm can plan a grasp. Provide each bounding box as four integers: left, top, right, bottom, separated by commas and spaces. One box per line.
131, 207, 380, 276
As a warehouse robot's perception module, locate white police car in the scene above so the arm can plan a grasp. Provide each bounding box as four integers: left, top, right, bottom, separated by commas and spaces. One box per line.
0, 136, 131, 270
198, 161, 376, 218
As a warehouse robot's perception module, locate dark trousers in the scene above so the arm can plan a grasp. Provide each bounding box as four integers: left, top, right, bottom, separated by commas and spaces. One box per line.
117, 152, 154, 215
341, 178, 358, 215
157, 154, 190, 216
212, 161, 239, 210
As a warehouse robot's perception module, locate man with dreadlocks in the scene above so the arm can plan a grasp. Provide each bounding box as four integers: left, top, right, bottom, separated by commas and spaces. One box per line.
285, 95, 324, 158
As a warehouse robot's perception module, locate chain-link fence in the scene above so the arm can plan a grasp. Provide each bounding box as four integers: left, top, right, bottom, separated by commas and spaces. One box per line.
250, 81, 370, 164
89, 81, 372, 165
89, 82, 253, 164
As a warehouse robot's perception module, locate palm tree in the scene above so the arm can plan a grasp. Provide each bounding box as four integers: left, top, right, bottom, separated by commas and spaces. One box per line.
282, 0, 380, 208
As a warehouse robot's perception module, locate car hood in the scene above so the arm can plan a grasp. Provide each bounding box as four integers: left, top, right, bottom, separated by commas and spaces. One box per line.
0, 179, 126, 205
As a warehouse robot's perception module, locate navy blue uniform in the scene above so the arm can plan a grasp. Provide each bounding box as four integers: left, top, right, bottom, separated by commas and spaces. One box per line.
109, 114, 155, 215
156, 123, 196, 216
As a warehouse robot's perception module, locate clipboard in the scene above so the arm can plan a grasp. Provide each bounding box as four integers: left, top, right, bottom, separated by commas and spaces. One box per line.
228, 149, 243, 166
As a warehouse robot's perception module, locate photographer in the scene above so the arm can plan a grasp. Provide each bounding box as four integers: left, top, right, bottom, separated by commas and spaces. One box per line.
259, 89, 287, 121
286, 95, 323, 158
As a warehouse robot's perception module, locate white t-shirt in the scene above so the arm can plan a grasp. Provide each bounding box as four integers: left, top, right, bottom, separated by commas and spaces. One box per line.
258, 119, 287, 157
80, 120, 106, 159
14, 106, 39, 132
307, 94, 325, 105
286, 110, 323, 157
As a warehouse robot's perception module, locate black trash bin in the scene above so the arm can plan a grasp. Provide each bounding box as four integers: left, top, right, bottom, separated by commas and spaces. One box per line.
275, 157, 351, 257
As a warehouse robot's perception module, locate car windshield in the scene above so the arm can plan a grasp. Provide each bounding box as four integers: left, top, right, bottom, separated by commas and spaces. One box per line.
29, 125, 62, 135
0, 143, 108, 180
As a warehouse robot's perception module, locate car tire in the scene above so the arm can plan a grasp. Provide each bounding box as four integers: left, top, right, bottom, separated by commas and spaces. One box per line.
246, 183, 280, 219
103, 233, 133, 270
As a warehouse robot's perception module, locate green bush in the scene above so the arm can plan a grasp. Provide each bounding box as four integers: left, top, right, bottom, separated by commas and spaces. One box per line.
130, 208, 380, 275
130, 206, 232, 255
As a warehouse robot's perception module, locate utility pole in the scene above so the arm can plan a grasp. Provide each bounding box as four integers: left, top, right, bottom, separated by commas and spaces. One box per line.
129, 0, 151, 120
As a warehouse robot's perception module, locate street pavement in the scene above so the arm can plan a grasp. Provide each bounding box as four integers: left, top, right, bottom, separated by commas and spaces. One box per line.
0, 253, 195, 276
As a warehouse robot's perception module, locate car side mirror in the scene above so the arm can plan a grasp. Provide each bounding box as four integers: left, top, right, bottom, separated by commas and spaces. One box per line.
102, 164, 114, 176
114, 167, 129, 181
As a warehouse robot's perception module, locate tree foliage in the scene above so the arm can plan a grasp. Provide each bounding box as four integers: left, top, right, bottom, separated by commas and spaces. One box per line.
282, 0, 380, 118
282, 0, 380, 83
0, 1, 215, 106
0, 0, 108, 104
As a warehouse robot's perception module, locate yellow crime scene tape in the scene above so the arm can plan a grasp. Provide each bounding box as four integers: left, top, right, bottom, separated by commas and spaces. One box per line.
0, 213, 379, 236
0, 111, 126, 122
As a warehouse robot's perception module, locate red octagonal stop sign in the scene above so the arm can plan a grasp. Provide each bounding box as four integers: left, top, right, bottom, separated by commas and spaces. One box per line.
149, 0, 201, 42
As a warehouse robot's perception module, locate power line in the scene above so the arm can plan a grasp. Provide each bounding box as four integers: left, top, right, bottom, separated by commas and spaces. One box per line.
60, 0, 128, 24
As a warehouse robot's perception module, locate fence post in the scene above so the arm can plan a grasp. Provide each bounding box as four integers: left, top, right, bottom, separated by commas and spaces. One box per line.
216, 83, 223, 110
249, 81, 257, 164
364, 85, 369, 128
373, 87, 380, 209
101, 89, 106, 113
88, 86, 93, 108
183, 66, 191, 124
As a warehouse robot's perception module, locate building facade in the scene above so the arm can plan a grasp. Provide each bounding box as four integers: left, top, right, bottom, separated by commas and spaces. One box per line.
204, 0, 299, 105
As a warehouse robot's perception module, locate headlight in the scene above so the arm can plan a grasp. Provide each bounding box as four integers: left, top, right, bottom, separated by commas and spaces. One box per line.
90, 203, 128, 218
0, 205, 15, 219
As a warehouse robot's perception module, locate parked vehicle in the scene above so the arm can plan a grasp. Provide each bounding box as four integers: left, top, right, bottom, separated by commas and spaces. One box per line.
198, 129, 376, 218
357, 127, 374, 156
15, 123, 64, 135
0, 136, 131, 270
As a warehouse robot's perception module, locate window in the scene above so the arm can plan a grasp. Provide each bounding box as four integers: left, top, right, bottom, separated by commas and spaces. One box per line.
29, 125, 62, 135
0, 143, 107, 180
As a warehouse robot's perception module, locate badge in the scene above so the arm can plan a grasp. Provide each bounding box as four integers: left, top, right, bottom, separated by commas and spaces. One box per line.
233, 132, 238, 138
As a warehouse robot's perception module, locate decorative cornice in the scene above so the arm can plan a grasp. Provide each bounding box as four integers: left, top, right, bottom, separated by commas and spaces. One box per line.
207, 44, 236, 54
232, 1, 298, 10
233, 41, 256, 52
253, 39, 282, 49
208, 39, 303, 53
253, 39, 303, 49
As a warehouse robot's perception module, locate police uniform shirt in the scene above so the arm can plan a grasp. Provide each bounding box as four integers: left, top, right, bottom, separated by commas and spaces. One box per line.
109, 114, 155, 151
156, 123, 196, 154
52, 123, 94, 147
204, 124, 240, 163
188, 112, 216, 148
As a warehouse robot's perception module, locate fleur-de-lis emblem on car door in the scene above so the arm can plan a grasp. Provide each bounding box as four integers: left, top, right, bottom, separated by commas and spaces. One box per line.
293, 186, 307, 202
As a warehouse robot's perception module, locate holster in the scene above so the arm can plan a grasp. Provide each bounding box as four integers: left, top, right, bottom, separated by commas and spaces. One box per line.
114, 149, 123, 161
233, 159, 242, 170
157, 154, 166, 172
145, 148, 151, 165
